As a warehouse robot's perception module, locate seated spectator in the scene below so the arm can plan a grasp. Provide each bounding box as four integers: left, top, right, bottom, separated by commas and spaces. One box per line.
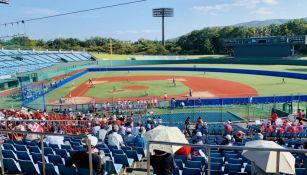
297, 121, 304, 132
108, 124, 124, 149
45, 130, 64, 146
253, 129, 264, 140
219, 135, 233, 154
282, 120, 291, 131
233, 130, 246, 142
265, 122, 273, 133
175, 146, 191, 160
192, 131, 203, 145
224, 121, 233, 136
196, 117, 203, 124
277, 127, 285, 137
289, 123, 297, 137
66, 135, 103, 174
150, 149, 176, 175
123, 128, 135, 145
133, 127, 147, 148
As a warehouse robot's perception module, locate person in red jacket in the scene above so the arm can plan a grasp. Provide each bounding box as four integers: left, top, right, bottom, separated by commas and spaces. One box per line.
271, 111, 278, 125
265, 123, 273, 133
224, 121, 233, 135
297, 109, 303, 123
277, 127, 285, 137
289, 123, 297, 138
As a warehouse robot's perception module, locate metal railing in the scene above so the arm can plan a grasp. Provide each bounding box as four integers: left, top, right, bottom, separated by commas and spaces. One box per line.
0, 130, 94, 175
146, 140, 307, 175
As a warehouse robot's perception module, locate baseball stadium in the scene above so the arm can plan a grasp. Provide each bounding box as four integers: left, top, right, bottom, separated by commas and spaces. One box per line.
1, 0, 307, 175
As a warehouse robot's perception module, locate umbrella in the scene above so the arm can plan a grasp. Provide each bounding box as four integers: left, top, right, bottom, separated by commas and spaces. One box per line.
145, 125, 188, 153
242, 140, 295, 174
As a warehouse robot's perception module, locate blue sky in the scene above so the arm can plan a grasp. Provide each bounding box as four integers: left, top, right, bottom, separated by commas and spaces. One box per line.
0, 0, 307, 41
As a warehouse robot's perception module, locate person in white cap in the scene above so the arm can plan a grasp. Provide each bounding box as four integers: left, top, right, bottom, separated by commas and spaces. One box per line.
123, 127, 135, 145
66, 135, 103, 174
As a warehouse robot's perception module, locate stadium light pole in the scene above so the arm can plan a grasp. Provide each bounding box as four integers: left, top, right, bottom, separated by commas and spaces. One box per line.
153, 8, 174, 46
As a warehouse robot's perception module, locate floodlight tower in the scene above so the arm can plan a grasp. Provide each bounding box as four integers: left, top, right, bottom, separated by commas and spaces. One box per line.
0, 0, 9, 4
153, 8, 174, 46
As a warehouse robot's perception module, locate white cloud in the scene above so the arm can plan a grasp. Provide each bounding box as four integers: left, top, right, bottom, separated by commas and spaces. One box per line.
192, 0, 279, 15
251, 7, 273, 15
24, 8, 59, 17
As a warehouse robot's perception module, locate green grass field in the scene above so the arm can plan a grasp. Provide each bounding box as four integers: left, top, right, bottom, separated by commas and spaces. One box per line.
43, 68, 307, 103
85, 80, 189, 98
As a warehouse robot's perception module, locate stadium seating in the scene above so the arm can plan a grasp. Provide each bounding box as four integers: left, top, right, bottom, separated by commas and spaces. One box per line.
0, 49, 94, 77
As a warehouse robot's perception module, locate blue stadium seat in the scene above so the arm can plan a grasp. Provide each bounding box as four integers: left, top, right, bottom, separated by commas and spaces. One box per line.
224, 163, 242, 174
210, 157, 223, 164
104, 160, 122, 175
55, 149, 69, 158
73, 146, 85, 151
174, 154, 188, 164
38, 161, 59, 175
100, 148, 111, 154
209, 163, 222, 170
133, 147, 146, 157
28, 146, 41, 153
112, 149, 125, 155
16, 151, 32, 161
205, 170, 223, 175
44, 147, 55, 156
2, 149, 18, 161
225, 153, 240, 162
108, 145, 118, 151
228, 172, 248, 175
48, 154, 64, 165
61, 144, 72, 151
49, 144, 60, 150
125, 150, 143, 162
295, 168, 306, 175
3, 158, 22, 174
32, 152, 46, 164
13, 140, 25, 145
228, 158, 243, 165
191, 155, 207, 166
19, 159, 40, 174
175, 159, 184, 170
244, 164, 251, 173
182, 167, 201, 175
113, 154, 134, 167
210, 153, 221, 158
15, 144, 28, 152
78, 168, 96, 175
3, 143, 16, 152
121, 146, 132, 153
58, 164, 77, 175
185, 160, 202, 169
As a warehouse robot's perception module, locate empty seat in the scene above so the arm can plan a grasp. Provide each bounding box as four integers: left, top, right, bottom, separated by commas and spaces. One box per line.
228, 158, 243, 165
112, 149, 125, 155
295, 168, 306, 175
44, 147, 55, 156
32, 153, 46, 164
224, 163, 242, 174
182, 167, 201, 175
211, 157, 223, 164
49, 144, 60, 150
185, 160, 202, 169
104, 160, 122, 175
19, 159, 40, 174
121, 146, 132, 153
244, 164, 251, 173
28, 146, 41, 153
55, 149, 69, 158
3, 143, 16, 152
174, 154, 188, 164
113, 154, 134, 167
133, 147, 146, 157
38, 161, 59, 175
48, 154, 64, 165
16, 151, 32, 161
3, 149, 18, 161
13, 140, 25, 145
175, 159, 184, 170
3, 158, 22, 174
61, 144, 72, 151
15, 144, 28, 152
205, 170, 223, 175
125, 150, 143, 162
209, 163, 222, 170
191, 155, 207, 166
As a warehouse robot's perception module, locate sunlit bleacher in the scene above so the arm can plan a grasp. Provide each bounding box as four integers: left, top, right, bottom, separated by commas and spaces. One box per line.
0, 49, 94, 78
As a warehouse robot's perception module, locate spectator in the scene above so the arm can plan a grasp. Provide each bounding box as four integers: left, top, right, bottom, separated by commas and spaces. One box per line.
297, 121, 304, 132
150, 149, 176, 175
184, 117, 192, 137
193, 131, 204, 145
289, 123, 297, 138
123, 128, 135, 146
265, 122, 273, 133
196, 117, 203, 124
277, 127, 285, 137
233, 130, 246, 142
282, 120, 291, 131
224, 121, 233, 135
302, 110, 306, 119
297, 109, 303, 123
253, 129, 264, 140
219, 135, 233, 154
66, 135, 103, 174
133, 127, 147, 148
175, 146, 191, 160
108, 124, 124, 149
271, 110, 278, 125
44, 130, 64, 146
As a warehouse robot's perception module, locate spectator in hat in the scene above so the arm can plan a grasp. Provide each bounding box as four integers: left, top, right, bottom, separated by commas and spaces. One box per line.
150, 149, 176, 175
224, 121, 233, 136
66, 135, 103, 174
192, 131, 203, 145
253, 129, 264, 140
123, 128, 135, 145
108, 124, 124, 149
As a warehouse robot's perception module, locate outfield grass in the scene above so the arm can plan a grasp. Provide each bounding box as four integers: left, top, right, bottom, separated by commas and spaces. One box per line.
91, 53, 225, 60
43, 69, 307, 103
85, 80, 189, 98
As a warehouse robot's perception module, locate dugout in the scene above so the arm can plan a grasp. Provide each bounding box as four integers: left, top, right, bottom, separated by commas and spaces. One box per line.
224, 35, 307, 57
